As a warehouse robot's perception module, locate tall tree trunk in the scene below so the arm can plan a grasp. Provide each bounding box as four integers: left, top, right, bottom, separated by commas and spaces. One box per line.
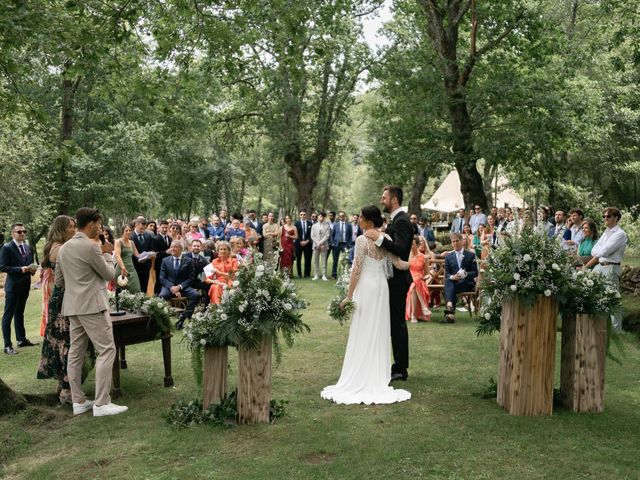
408, 168, 428, 215
417, 0, 521, 211
285, 152, 322, 213
0, 378, 26, 416
58, 63, 80, 215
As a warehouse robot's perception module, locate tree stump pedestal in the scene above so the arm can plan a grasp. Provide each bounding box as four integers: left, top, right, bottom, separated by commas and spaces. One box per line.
560, 313, 606, 413
498, 296, 558, 416
237, 336, 272, 424
203, 345, 228, 410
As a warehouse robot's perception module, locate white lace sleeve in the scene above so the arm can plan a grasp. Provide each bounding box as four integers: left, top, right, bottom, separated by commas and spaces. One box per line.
386, 250, 409, 271
346, 236, 367, 299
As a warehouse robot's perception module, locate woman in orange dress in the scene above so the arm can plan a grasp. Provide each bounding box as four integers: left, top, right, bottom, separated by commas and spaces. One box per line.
405, 235, 432, 323
205, 241, 238, 304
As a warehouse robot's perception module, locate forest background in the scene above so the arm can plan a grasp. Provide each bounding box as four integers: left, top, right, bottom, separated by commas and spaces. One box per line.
1, 0, 639, 249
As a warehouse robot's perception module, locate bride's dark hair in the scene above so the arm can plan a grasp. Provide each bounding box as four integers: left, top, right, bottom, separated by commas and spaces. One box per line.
360, 205, 384, 228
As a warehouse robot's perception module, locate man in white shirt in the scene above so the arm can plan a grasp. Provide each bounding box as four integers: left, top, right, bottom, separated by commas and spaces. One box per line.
585, 207, 627, 330
469, 205, 487, 234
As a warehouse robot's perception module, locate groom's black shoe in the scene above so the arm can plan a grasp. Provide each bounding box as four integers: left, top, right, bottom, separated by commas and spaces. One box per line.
390, 372, 408, 382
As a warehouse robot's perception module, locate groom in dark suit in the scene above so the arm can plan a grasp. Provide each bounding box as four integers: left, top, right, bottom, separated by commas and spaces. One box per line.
0, 223, 38, 354
365, 186, 413, 381
443, 233, 478, 323
159, 241, 200, 330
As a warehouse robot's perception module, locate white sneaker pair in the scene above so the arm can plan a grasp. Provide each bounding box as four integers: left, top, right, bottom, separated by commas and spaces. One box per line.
72, 400, 128, 417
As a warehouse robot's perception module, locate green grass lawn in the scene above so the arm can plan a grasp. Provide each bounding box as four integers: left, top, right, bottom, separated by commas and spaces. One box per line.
1, 278, 640, 480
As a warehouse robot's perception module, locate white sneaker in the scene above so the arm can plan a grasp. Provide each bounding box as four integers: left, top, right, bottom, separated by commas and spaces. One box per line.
73, 400, 95, 415
321, 276, 328, 281
410, 318, 418, 324
312, 276, 319, 281
93, 402, 128, 417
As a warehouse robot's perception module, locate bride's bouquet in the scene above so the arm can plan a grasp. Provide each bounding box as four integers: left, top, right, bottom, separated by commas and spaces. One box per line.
327, 256, 356, 326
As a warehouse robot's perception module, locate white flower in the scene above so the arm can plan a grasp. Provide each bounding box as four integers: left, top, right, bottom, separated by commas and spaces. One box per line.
586, 279, 594, 287
284, 303, 292, 310
164, 307, 169, 314
200, 339, 207, 346
513, 273, 521, 281
232, 280, 240, 287
484, 313, 491, 320
510, 285, 517, 292
523, 254, 532, 262
551, 263, 559, 271
256, 265, 265, 272
220, 313, 228, 320
544, 289, 552, 297
255, 271, 263, 278
238, 305, 245, 313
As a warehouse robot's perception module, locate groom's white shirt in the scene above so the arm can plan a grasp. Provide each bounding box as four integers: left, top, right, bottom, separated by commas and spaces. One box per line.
375, 207, 403, 247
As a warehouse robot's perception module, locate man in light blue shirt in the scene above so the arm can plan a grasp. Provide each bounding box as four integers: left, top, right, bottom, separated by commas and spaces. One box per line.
469, 205, 487, 234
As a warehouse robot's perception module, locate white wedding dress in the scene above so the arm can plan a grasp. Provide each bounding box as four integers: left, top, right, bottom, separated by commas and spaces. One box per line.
321, 235, 411, 405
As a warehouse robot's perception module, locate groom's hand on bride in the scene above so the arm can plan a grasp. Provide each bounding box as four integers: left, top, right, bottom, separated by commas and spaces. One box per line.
365, 229, 380, 241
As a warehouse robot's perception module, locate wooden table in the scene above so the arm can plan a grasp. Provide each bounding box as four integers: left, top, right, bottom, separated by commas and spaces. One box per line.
110, 312, 174, 398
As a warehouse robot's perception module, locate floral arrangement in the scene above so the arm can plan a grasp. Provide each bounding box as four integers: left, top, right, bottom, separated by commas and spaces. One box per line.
108, 291, 173, 334
563, 269, 621, 318
184, 255, 309, 362
327, 255, 356, 325
477, 231, 574, 335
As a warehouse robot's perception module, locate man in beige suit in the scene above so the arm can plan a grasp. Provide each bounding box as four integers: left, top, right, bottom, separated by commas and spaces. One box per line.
55, 207, 128, 417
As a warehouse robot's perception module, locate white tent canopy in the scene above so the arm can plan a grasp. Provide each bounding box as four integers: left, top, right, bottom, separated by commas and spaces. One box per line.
422, 170, 526, 213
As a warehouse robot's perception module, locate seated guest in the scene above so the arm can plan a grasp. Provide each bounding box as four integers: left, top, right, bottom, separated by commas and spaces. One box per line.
207, 216, 225, 242
225, 218, 245, 241
443, 233, 478, 324
230, 236, 251, 264
159, 241, 200, 330
205, 241, 238, 304
406, 235, 432, 323
185, 222, 203, 242
202, 239, 217, 262
577, 218, 598, 267
184, 239, 209, 306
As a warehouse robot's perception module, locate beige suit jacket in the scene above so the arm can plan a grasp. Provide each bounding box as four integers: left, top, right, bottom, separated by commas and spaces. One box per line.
55, 232, 115, 316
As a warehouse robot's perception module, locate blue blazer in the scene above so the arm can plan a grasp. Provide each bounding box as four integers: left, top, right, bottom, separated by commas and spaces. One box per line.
444, 250, 478, 287
207, 225, 225, 241
160, 256, 195, 291
331, 221, 353, 247
0, 241, 34, 292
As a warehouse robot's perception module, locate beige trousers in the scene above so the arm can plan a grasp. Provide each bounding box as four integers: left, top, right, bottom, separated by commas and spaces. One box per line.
68, 311, 116, 406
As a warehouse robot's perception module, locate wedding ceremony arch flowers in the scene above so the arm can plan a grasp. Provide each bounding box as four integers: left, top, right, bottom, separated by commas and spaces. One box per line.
184, 255, 309, 362
477, 231, 574, 335
108, 291, 173, 334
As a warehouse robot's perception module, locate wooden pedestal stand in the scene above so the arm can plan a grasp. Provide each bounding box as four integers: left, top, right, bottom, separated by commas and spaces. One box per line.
560, 313, 606, 413
202, 345, 228, 410
498, 296, 558, 416
237, 336, 272, 424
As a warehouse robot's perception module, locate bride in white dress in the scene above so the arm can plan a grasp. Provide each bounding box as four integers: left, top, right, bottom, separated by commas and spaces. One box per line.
321, 206, 412, 405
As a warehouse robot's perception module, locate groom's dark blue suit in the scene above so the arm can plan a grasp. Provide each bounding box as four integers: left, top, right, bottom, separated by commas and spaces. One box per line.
377, 211, 413, 377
